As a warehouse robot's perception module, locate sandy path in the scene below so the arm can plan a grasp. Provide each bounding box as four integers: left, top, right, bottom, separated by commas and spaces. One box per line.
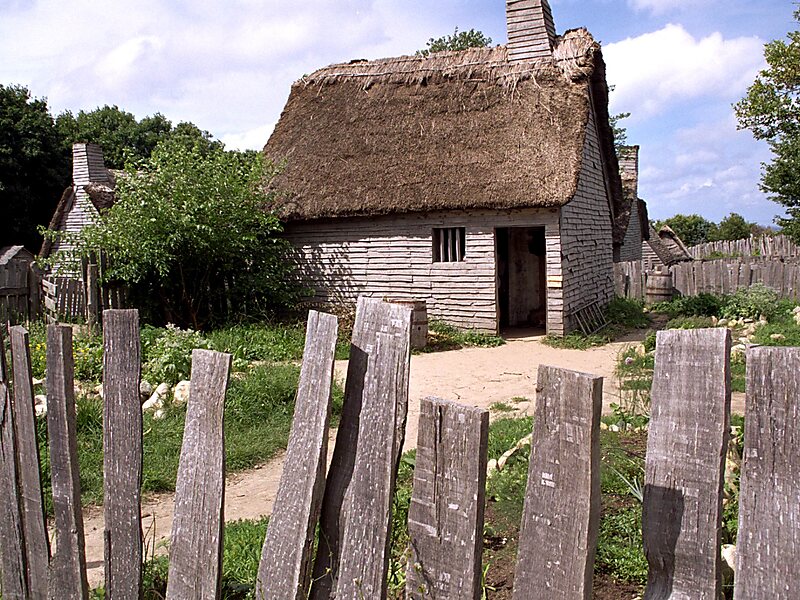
83, 330, 716, 587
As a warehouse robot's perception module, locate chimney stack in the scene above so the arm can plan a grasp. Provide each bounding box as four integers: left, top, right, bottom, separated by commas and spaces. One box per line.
618, 145, 640, 199
506, 0, 557, 62
72, 143, 111, 188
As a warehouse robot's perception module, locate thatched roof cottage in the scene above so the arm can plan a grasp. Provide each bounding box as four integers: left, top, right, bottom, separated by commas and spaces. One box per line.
264, 0, 629, 335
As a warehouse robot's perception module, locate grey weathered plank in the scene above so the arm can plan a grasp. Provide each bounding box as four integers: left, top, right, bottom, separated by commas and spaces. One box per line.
310, 297, 412, 599
0, 327, 29, 600
255, 311, 338, 600
102, 309, 143, 599
10, 325, 50, 599
334, 329, 409, 599
734, 346, 800, 598
46, 324, 89, 600
406, 398, 489, 600
512, 366, 603, 600
85, 264, 99, 330
165, 349, 231, 600
642, 328, 731, 600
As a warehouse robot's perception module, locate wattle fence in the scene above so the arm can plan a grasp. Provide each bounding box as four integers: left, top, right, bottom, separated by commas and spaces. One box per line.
1, 300, 799, 598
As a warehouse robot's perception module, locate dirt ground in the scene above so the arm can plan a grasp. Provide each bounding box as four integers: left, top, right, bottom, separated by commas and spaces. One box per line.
81, 330, 744, 588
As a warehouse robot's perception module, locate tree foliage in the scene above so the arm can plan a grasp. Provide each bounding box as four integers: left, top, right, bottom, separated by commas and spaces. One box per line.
655, 214, 716, 247
417, 27, 492, 57
71, 139, 297, 328
708, 212, 754, 242
55, 106, 222, 169
735, 8, 800, 241
0, 84, 70, 250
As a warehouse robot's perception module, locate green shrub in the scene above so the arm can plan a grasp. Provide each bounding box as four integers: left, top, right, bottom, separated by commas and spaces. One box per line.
426, 320, 504, 352
606, 297, 649, 328
650, 293, 726, 318
142, 324, 210, 386
207, 322, 306, 364
26, 322, 103, 383
664, 316, 716, 330
721, 283, 781, 320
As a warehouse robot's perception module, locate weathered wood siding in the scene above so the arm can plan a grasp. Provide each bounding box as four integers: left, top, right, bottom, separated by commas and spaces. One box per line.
284, 209, 562, 334
618, 197, 643, 262
49, 144, 111, 276
559, 104, 615, 330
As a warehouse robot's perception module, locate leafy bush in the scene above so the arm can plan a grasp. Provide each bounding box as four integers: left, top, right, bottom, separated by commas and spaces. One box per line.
606, 297, 649, 328
26, 322, 103, 383
721, 283, 781, 320
142, 324, 210, 386
206, 322, 306, 363
664, 316, 717, 330
426, 320, 504, 352
650, 293, 725, 318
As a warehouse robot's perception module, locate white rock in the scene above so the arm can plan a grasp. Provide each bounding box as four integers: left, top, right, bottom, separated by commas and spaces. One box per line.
155, 382, 170, 397
721, 544, 736, 573
95, 384, 103, 398
731, 344, 747, 355
32, 377, 44, 386
717, 318, 729, 327
610, 424, 620, 432
140, 380, 153, 400
153, 409, 165, 420
771, 333, 786, 341
174, 380, 191, 405
143, 382, 170, 411
793, 306, 800, 314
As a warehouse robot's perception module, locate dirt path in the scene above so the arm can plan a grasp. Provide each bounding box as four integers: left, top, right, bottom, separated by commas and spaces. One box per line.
82, 331, 652, 587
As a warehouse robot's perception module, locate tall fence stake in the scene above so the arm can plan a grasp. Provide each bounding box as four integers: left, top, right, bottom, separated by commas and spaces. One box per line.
256, 311, 338, 599
103, 310, 143, 599
10, 326, 50, 599
734, 346, 800, 598
0, 327, 28, 599
46, 324, 89, 600
643, 328, 730, 600
166, 349, 231, 600
310, 297, 412, 599
406, 398, 489, 600
512, 365, 603, 600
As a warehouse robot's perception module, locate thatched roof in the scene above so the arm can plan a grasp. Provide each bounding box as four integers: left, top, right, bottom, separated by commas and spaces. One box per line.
84, 182, 116, 211
647, 224, 693, 265
264, 28, 627, 241
0, 245, 34, 266
40, 186, 76, 259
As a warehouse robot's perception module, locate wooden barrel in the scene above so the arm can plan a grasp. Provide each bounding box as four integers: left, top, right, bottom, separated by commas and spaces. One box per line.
386, 299, 428, 349
646, 270, 674, 305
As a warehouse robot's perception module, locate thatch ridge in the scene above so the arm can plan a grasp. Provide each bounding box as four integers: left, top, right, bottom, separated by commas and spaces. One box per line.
40, 186, 75, 259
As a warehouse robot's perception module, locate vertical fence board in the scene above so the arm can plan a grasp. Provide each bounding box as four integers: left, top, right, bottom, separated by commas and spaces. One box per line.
406, 398, 489, 600
86, 265, 99, 330
734, 347, 800, 598
310, 297, 412, 599
643, 328, 730, 600
255, 311, 338, 600
103, 310, 143, 599
333, 328, 410, 600
46, 325, 89, 600
0, 328, 28, 599
512, 366, 602, 600
9, 326, 49, 599
166, 349, 231, 600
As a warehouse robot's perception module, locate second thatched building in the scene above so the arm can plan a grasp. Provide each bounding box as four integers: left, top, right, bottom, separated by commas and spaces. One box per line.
264, 1, 629, 335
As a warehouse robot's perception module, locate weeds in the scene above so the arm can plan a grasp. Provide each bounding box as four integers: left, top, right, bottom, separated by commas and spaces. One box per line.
425, 320, 504, 352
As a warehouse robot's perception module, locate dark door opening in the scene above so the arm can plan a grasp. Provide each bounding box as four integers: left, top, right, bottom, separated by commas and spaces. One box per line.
496, 227, 547, 331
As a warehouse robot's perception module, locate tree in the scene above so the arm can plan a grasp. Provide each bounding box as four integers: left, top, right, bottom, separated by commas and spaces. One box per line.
708, 212, 754, 242
735, 8, 800, 242
654, 214, 717, 247
417, 27, 492, 57
0, 84, 70, 251
69, 139, 298, 328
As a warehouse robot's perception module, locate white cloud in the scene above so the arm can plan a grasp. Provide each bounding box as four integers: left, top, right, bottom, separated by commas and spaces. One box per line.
604, 24, 764, 118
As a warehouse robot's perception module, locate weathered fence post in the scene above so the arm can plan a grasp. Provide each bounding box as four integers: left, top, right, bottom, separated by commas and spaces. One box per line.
255, 311, 338, 599
734, 346, 800, 598
406, 398, 489, 600
512, 366, 603, 600
103, 309, 143, 599
165, 349, 231, 600
643, 328, 731, 600
0, 327, 29, 599
10, 326, 50, 599
46, 324, 90, 600
310, 297, 412, 599
85, 264, 99, 331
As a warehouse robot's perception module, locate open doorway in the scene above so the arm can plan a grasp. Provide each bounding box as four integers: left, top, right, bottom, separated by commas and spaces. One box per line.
496, 227, 547, 332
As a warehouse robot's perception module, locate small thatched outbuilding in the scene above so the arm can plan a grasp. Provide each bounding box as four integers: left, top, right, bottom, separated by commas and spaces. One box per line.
264, 0, 629, 335
643, 225, 694, 270
40, 143, 116, 276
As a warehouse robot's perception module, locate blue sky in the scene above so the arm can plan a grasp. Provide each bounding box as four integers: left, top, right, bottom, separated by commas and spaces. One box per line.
1, 0, 793, 225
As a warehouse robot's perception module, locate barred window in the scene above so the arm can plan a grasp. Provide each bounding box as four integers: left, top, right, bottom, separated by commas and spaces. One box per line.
432, 227, 465, 262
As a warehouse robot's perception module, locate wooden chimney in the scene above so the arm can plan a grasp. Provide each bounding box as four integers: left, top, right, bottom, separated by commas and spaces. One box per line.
506, 0, 557, 62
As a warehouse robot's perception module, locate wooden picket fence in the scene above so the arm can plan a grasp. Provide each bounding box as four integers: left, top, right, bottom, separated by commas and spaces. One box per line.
0, 247, 41, 325
1, 299, 799, 598
42, 262, 126, 326
689, 234, 799, 259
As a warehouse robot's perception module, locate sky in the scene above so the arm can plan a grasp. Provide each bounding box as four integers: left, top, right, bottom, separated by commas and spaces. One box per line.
1, 0, 794, 225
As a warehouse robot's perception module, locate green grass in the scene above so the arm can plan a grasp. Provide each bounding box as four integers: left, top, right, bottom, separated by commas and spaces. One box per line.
424, 320, 504, 352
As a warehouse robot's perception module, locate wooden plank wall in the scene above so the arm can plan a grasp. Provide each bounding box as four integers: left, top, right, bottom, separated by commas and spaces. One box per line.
559, 106, 616, 332
672, 258, 800, 301
284, 208, 561, 334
